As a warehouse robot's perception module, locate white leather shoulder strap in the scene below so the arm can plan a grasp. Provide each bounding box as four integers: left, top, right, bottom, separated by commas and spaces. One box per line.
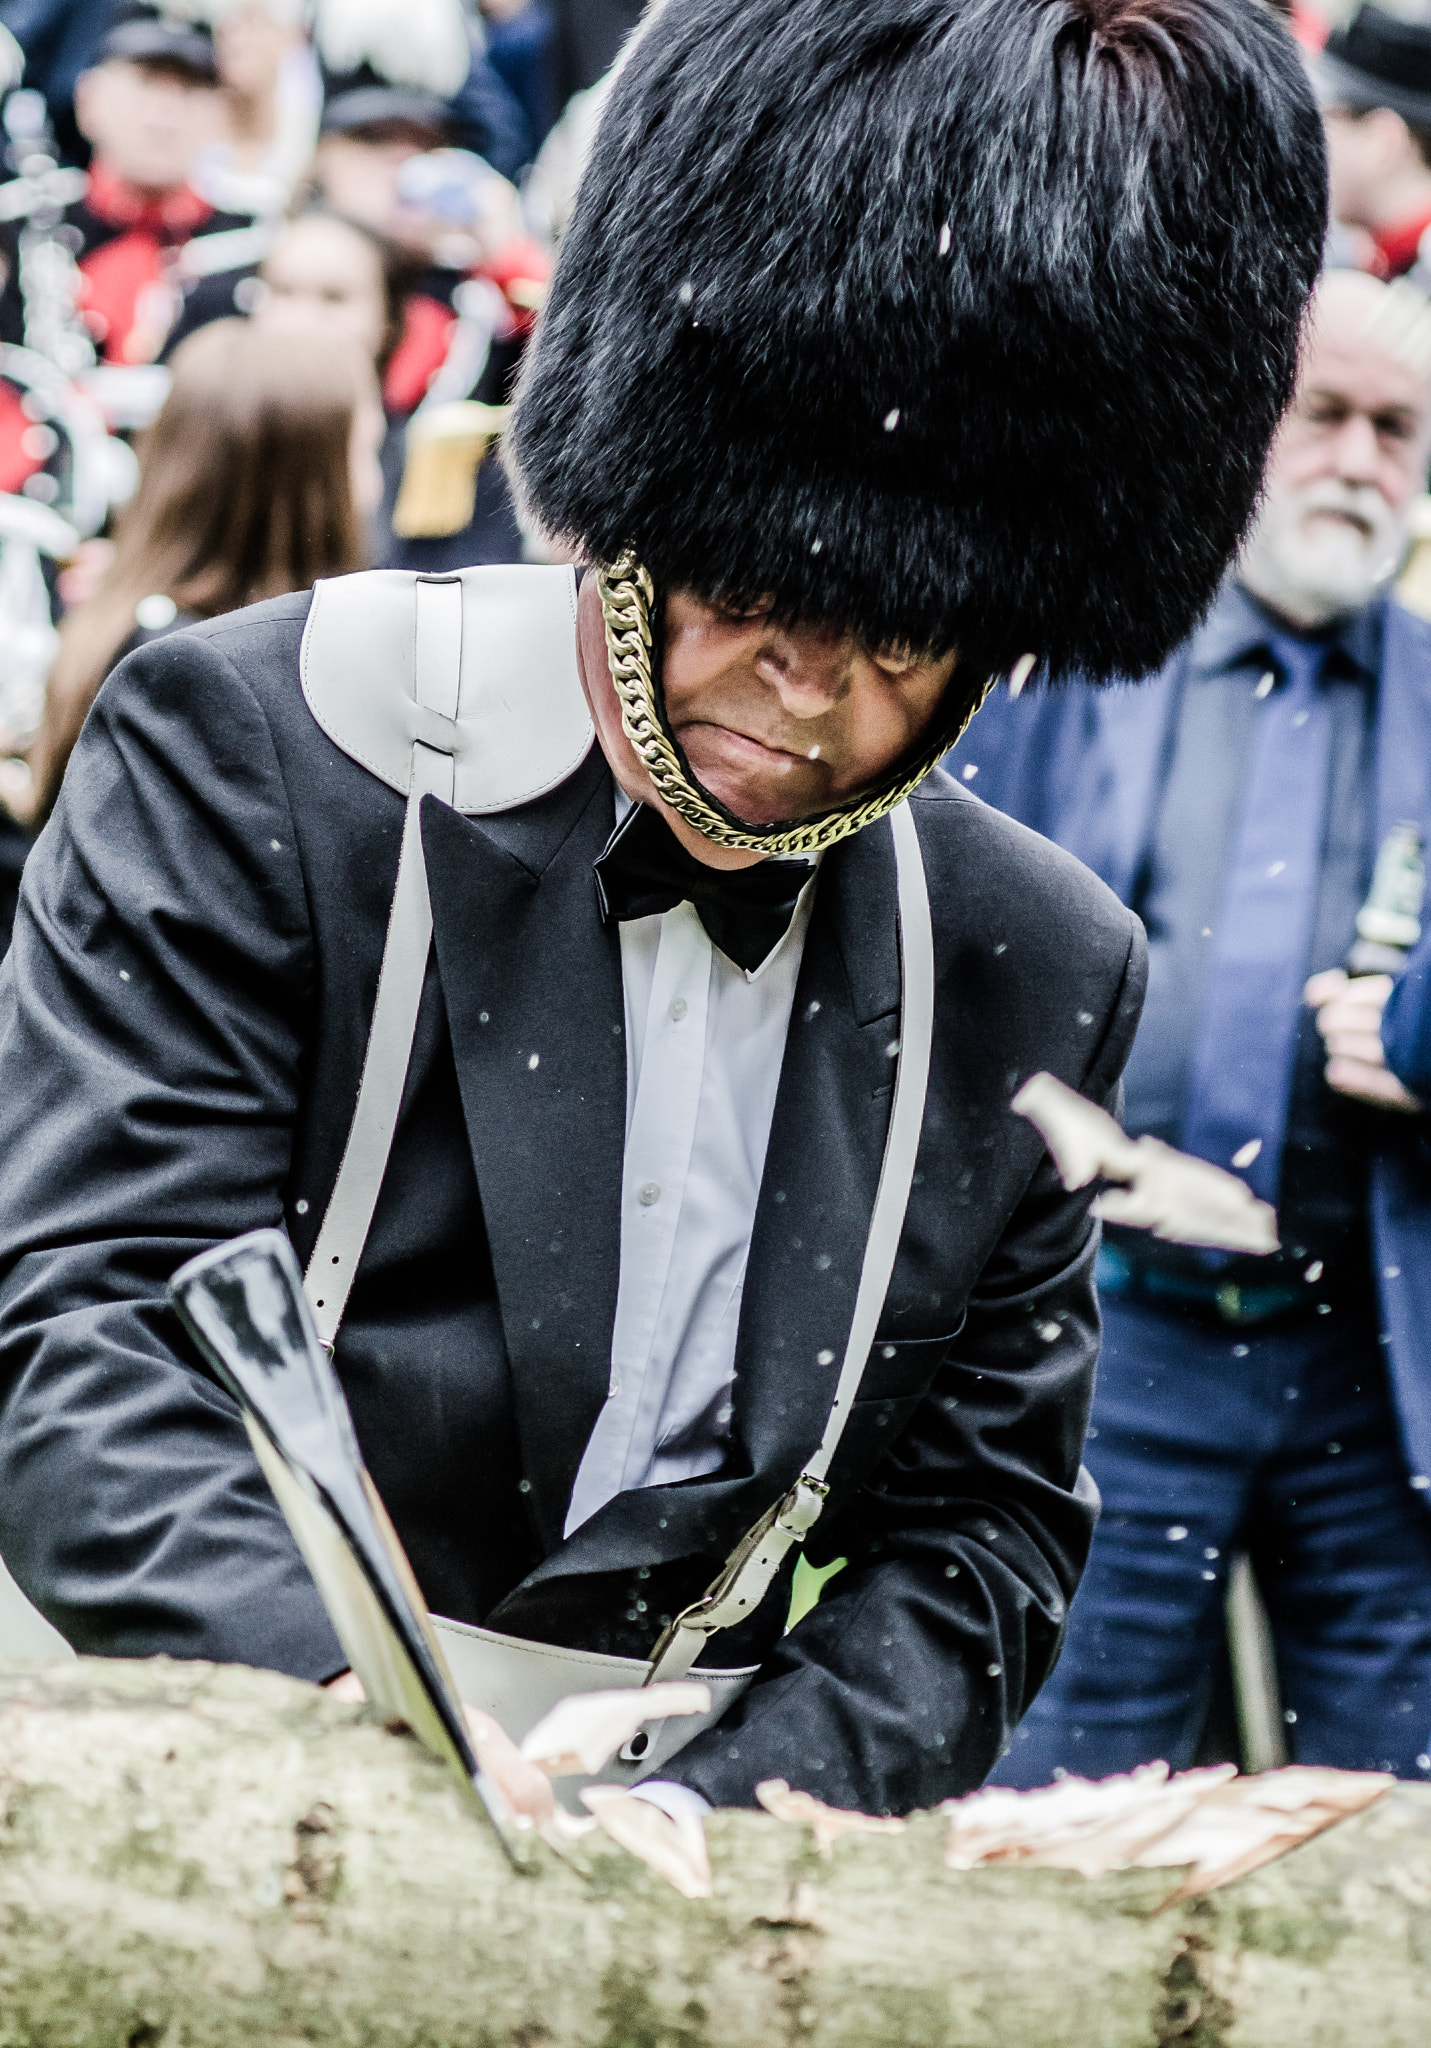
300, 568, 593, 1346
646, 800, 933, 1682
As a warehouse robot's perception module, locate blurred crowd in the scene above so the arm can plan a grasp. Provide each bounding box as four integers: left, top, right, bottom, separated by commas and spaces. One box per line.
0, 0, 643, 910
9, 0, 1431, 1790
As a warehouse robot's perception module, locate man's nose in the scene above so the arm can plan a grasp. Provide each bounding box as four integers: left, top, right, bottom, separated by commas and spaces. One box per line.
753, 630, 853, 714
1328, 412, 1383, 486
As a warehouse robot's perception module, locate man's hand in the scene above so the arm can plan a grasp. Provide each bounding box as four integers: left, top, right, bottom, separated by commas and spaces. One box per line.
324, 1672, 556, 1826
1304, 969, 1423, 1113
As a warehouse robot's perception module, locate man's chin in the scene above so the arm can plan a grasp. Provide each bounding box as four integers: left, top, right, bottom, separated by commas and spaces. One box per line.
689, 776, 803, 829
678, 747, 822, 830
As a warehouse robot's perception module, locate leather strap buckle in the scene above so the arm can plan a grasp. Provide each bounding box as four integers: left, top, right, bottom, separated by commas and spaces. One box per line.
645, 1474, 831, 1682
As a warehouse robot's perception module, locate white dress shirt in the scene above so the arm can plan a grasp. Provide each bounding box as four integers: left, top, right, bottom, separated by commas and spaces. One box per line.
564, 806, 818, 1536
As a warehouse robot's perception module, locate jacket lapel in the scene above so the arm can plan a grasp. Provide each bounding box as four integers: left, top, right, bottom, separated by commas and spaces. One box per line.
731, 816, 899, 1480
422, 749, 626, 1552
505, 815, 901, 1593
1367, 602, 1431, 1479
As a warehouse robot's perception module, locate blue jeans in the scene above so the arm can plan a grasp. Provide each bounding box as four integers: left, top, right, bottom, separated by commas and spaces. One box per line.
996, 1294, 1431, 1783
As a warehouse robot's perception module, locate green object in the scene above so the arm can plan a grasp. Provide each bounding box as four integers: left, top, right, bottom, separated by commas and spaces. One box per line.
1349, 821, 1425, 972
787, 1554, 847, 1629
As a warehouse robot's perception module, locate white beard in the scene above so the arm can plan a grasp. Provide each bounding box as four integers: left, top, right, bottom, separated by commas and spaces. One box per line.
1237, 479, 1411, 630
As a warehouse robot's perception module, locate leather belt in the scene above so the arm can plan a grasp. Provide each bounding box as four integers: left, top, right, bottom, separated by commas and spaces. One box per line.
1097, 1242, 1347, 1328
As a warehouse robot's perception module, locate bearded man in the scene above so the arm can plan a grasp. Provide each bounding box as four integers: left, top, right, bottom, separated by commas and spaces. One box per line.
957, 268, 1431, 1786
0, 0, 1323, 1823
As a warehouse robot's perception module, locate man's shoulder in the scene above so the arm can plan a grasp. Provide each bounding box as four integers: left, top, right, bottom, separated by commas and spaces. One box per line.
114, 590, 314, 728
104, 571, 591, 830
182, 589, 314, 655
914, 763, 1138, 954
90, 590, 347, 815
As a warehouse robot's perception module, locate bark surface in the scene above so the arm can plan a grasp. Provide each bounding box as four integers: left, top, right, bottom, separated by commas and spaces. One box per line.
0, 1657, 1425, 2046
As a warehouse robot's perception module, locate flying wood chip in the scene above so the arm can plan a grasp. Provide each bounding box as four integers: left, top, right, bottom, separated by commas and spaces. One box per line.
942, 1762, 1391, 1901
1011, 1072, 1279, 1254
755, 1779, 908, 1858
520, 1683, 711, 1778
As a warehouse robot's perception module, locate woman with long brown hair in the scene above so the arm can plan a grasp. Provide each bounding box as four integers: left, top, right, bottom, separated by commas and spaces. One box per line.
23, 317, 382, 826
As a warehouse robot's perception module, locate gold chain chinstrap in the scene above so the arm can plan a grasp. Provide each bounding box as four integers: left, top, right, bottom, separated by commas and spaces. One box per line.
597, 555, 993, 857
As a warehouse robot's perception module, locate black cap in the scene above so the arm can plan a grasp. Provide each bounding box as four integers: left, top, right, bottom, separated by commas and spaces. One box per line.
320, 65, 452, 143
1318, 5, 1431, 130
95, 3, 218, 85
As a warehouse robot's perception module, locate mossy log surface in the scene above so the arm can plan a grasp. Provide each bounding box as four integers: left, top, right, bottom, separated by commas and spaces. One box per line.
0, 1657, 1426, 2047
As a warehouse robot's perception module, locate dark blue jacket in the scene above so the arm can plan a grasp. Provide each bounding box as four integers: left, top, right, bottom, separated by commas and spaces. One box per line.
948, 595, 1431, 1488
1383, 921, 1431, 1104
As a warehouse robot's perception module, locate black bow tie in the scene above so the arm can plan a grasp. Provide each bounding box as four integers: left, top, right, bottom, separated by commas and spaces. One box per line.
593, 802, 815, 972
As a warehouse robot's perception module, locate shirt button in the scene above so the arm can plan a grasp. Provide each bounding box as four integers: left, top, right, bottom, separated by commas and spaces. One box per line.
669, 997, 688, 1022
638, 1181, 661, 1206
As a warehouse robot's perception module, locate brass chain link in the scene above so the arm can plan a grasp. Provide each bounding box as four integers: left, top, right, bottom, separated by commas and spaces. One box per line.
596, 554, 995, 857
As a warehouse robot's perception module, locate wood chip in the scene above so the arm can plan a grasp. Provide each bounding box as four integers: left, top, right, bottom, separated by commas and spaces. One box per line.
941, 1763, 1391, 1897
520, 1682, 710, 1778
755, 1779, 907, 1858
1012, 1072, 1279, 1253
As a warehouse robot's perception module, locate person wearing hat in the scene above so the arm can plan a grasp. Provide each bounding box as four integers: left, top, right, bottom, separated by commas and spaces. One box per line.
0, 0, 1323, 1822
1316, 2, 1431, 278
188, 0, 324, 222
171, 4, 544, 569
0, 5, 253, 366
305, 84, 544, 426
313, 0, 531, 187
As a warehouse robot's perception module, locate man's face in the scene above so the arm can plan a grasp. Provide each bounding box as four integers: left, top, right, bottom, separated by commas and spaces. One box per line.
659, 594, 957, 826
1239, 273, 1431, 630
213, 4, 292, 99
1322, 106, 1397, 229
255, 216, 388, 364
312, 129, 444, 251
73, 58, 216, 194
575, 576, 957, 862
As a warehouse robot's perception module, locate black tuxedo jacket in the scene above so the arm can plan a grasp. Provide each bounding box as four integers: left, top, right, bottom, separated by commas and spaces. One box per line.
0, 596, 1145, 1814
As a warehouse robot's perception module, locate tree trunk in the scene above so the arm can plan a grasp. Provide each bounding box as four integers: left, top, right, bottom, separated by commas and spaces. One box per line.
0, 1657, 1425, 2047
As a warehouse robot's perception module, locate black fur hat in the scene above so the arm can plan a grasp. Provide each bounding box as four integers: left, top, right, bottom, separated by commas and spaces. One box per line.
510, 0, 1327, 685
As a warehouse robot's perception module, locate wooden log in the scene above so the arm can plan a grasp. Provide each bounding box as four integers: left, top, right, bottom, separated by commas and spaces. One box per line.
0, 1656, 1426, 2046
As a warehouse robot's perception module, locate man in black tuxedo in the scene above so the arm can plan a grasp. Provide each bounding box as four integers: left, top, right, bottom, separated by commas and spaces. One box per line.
0, 0, 1325, 1818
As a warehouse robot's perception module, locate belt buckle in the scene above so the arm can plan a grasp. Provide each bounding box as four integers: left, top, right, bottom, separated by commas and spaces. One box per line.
1216, 1283, 1252, 1325
1215, 1280, 1303, 1327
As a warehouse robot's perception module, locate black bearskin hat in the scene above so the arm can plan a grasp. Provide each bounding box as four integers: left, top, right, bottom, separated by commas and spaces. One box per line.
509, 0, 1327, 686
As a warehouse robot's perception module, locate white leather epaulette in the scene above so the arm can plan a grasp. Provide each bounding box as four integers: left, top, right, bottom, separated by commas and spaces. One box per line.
299, 563, 591, 814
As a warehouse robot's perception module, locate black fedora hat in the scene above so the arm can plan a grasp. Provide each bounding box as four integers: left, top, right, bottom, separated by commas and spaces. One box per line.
1317, 4, 1431, 130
